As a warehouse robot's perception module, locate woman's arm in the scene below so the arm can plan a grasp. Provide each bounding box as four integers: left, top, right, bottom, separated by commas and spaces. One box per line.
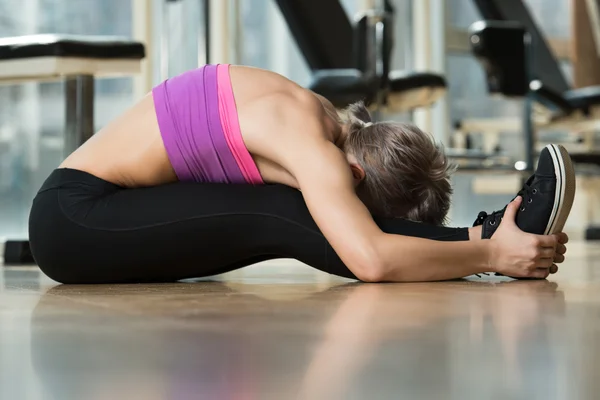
283, 136, 492, 282
273, 97, 558, 282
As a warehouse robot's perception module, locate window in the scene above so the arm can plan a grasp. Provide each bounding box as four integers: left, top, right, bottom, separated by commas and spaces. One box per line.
0, 0, 134, 238
239, 0, 311, 85
152, 0, 205, 82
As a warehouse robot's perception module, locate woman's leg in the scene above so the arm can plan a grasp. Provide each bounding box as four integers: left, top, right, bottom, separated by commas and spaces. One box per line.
30, 169, 471, 284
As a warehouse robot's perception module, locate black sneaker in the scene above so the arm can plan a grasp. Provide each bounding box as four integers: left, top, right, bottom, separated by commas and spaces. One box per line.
473, 144, 576, 239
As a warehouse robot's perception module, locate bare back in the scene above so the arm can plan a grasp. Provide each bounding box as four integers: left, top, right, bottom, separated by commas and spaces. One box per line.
60, 66, 342, 188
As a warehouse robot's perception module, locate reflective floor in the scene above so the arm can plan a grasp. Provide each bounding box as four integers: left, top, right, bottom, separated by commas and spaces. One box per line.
2, 243, 600, 400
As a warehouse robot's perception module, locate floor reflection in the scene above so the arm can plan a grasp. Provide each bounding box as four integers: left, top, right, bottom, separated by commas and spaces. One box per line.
24, 278, 593, 400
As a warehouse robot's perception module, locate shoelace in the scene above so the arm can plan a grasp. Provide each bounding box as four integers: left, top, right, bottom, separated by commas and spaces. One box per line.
473, 178, 537, 227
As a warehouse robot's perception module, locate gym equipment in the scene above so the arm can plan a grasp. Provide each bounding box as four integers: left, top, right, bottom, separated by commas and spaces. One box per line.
460, 0, 600, 238
470, 0, 600, 128
467, 20, 536, 174
465, 0, 600, 151
275, 0, 446, 111
0, 34, 145, 264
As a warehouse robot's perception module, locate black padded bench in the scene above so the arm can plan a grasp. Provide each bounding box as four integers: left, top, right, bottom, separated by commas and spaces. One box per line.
309, 68, 447, 110
275, 0, 447, 111
0, 34, 145, 264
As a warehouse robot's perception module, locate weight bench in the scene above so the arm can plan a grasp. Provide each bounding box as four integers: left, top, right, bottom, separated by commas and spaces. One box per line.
468, 20, 600, 132
0, 34, 145, 265
310, 67, 447, 110
275, 0, 446, 111
457, 0, 600, 154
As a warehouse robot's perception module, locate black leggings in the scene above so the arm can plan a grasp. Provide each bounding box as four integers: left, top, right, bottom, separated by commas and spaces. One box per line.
29, 168, 469, 284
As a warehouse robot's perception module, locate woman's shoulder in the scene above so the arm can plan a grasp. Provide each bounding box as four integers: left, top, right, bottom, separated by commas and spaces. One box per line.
231, 66, 337, 142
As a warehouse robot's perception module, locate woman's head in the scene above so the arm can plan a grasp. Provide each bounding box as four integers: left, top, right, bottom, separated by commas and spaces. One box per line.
342, 101, 455, 225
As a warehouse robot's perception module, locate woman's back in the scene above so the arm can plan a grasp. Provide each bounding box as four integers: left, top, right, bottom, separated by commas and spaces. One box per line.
60, 65, 340, 188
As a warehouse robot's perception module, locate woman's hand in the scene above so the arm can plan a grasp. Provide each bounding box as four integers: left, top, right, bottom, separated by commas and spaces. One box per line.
550, 231, 568, 274
489, 196, 566, 279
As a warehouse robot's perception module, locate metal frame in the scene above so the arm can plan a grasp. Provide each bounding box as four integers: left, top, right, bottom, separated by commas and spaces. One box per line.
204, 0, 210, 64
209, 0, 230, 64
133, 0, 154, 98
64, 75, 95, 157
267, 0, 288, 74
411, 0, 432, 134
585, 0, 600, 56
231, 0, 242, 65
412, 0, 449, 145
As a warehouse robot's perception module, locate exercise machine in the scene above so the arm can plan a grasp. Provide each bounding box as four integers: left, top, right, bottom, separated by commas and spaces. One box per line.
0, 35, 145, 264
275, 0, 447, 111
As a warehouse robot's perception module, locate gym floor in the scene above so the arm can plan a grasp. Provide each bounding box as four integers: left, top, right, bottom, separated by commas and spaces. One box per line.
1, 242, 600, 400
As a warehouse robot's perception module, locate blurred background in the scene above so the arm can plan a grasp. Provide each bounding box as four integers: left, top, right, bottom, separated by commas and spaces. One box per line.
0, 0, 591, 241
2, 4, 600, 399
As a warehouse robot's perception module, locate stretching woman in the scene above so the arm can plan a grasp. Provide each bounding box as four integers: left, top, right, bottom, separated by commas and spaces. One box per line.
28, 65, 574, 284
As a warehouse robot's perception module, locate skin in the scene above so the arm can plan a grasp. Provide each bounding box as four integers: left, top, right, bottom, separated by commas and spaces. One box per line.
60, 65, 567, 282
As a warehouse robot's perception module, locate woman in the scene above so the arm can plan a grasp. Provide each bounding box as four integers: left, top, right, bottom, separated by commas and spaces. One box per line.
28, 64, 573, 283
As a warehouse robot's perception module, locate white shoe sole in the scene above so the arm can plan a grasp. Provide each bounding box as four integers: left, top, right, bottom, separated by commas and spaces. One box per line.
544, 144, 576, 235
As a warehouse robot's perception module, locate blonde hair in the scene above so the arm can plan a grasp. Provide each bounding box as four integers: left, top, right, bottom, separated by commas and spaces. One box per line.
343, 101, 455, 225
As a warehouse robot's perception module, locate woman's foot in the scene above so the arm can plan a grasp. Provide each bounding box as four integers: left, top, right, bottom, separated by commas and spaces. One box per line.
473, 144, 576, 239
